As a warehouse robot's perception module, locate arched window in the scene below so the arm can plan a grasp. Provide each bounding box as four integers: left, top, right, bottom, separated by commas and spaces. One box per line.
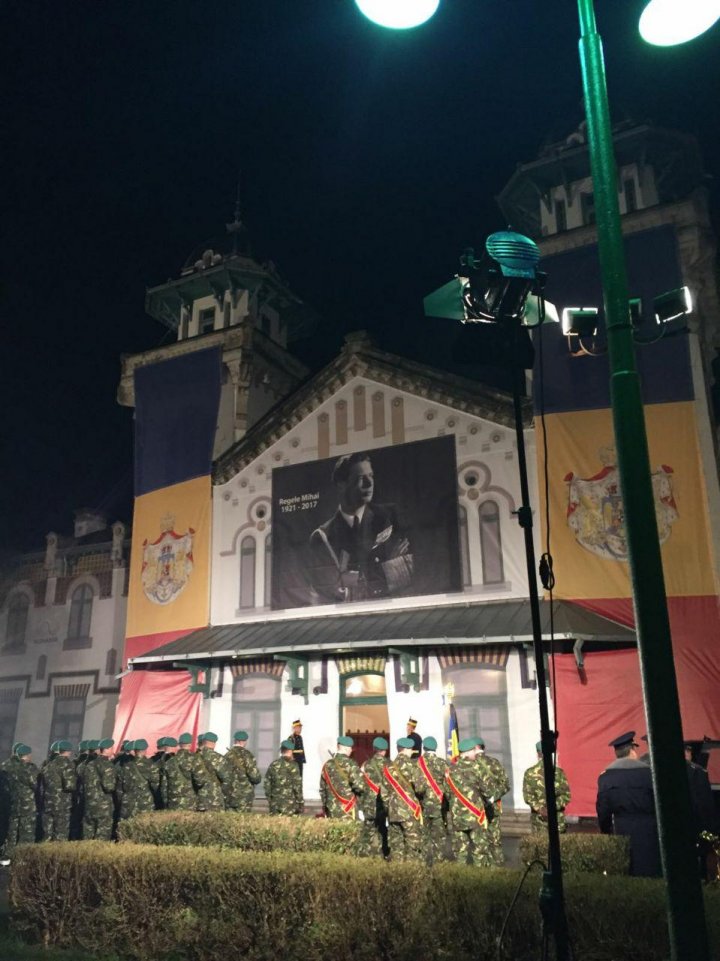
66, 584, 93, 648
458, 505, 471, 587
264, 534, 272, 608
6, 594, 30, 649
239, 536, 256, 609
479, 500, 504, 585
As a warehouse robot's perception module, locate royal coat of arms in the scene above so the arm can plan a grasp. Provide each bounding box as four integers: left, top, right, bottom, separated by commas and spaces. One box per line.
141, 514, 194, 605
565, 445, 677, 561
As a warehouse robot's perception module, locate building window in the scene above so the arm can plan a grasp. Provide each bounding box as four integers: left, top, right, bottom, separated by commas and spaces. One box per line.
223, 300, 231, 328
239, 536, 256, 609
480, 500, 504, 585
623, 178, 637, 214
231, 674, 281, 795
581, 192, 595, 225
105, 647, 118, 676
5, 594, 29, 650
264, 534, 272, 608
49, 693, 87, 749
66, 584, 93, 648
36, 655, 47, 681
458, 505, 471, 587
198, 307, 216, 335
0, 691, 22, 759
554, 199, 567, 233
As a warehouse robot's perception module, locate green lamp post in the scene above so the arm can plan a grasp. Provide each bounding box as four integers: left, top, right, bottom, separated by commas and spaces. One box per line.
354, 2, 718, 960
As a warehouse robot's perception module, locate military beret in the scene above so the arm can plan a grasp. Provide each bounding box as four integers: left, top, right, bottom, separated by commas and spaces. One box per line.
178, 733, 193, 745
475, 737, 485, 749
407, 717, 418, 727
16, 744, 32, 757
99, 738, 114, 750
87, 739, 100, 751
233, 730, 249, 741
197, 733, 206, 743
609, 731, 636, 749
280, 739, 295, 751
156, 737, 167, 749
535, 741, 543, 753
397, 737, 414, 750
423, 736, 438, 751
337, 735, 354, 748
49, 741, 60, 753
57, 740, 74, 753
11, 742, 22, 753
164, 736, 178, 748
203, 732, 218, 743
372, 737, 389, 750
121, 740, 132, 751
458, 737, 477, 754
78, 740, 88, 752
133, 738, 148, 751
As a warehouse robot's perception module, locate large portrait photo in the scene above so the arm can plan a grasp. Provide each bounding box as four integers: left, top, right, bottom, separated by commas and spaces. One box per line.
271, 435, 462, 610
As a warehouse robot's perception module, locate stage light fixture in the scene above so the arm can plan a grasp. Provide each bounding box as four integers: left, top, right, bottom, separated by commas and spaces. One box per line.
458, 231, 546, 324
639, 0, 720, 46
653, 286, 692, 324
561, 307, 599, 338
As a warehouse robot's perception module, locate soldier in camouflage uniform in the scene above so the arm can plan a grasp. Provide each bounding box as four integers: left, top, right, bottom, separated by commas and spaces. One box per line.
193, 732, 225, 811
358, 737, 389, 857
446, 738, 494, 867
82, 738, 118, 840
72, 740, 96, 838
418, 736, 450, 864
380, 737, 425, 862
0, 745, 22, 856
150, 737, 170, 808
117, 739, 158, 821
220, 730, 261, 812
476, 737, 510, 866
3, 745, 38, 860
320, 735, 365, 820
162, 733, 198, 810
41, 741, 76, 841
523, 741, 571, 833
265, 740, 303, 815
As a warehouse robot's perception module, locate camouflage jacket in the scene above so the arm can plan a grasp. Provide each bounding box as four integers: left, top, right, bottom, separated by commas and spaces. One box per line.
83, 756, 117, 814
264, 757, 303, 815
477, 753, 510, 813
446, 756, 492, 831
360, 754, 387, 821
417, 753, 450, 819
380, 754, 424, 824
7, 757, 38, 817
320, 755, 365, 818
193, 748, 226, 811
42, 756, 77, 811
162, 749, 198, 810
522, 760, 571, 830
117, 756, 158, 818
220, 746, 261, 810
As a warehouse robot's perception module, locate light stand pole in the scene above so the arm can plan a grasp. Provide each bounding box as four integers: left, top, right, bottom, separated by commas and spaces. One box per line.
576, 3, 710, 959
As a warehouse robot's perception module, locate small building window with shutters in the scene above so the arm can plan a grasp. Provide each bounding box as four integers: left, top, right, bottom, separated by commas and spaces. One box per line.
49, 690, 88, 749
479, 500, 505, 585
239, 536, 256, 609
5, 593, 30, 651
105, 647, 118, 677
65, 584, 93, 649
198, 307, 216, 335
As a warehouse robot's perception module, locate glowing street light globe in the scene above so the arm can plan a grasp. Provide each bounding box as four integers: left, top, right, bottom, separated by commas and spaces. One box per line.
354, 0, 440, 30
639, 0, 720, 45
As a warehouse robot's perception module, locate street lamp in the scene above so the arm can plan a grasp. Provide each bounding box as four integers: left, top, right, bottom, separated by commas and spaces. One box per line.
355, 3, 717, 961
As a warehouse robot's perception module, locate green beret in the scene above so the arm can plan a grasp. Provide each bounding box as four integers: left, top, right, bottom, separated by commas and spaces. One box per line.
280, 739, 295, 751
99, 738, 114, 750
49, 741, 60, 753
197, 733, 205, 743
337, 735, 354, 748
233, 730, 249, 742
164, 736, 178, 748
423, 736, 438, 751
78, 740, 87, 752
178, 733, 193, 745
156, 737, 167, 749
536, 741, 543, 753
475, 737, 485, 749
133, 739, 148, 751
458, 737, 477, 754
203, 732, 218, 743
121, 740, 132, 752
57, 740, 73, 753
397, 737, 414, 750
11, 742, 22, 753
87, 739, 100, 751
372, 737, 389, 750
16, 744, 32, 757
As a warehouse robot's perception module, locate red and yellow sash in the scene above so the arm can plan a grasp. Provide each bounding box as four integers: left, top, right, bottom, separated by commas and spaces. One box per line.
418, 756, 444, 802
363, 770, 381, 796
383, 765, 422, 821
446, 772, 487, 828
322, 765, 357, 817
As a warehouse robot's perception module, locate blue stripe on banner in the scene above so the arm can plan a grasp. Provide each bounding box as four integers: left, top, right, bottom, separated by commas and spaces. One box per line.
134, 347, 222, 496
534, 225, 692, 414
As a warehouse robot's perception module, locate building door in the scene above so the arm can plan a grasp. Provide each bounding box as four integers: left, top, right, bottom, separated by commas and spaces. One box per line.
339, 671, 389, 768
231, 673, 281, 797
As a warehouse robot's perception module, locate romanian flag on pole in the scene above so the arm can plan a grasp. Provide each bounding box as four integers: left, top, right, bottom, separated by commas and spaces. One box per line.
447, 701, 459, 759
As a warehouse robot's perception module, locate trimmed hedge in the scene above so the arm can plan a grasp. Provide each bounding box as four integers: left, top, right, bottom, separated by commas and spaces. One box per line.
117, 810, 360, 853
520, 832, 630, 875
9, 842, 720, 961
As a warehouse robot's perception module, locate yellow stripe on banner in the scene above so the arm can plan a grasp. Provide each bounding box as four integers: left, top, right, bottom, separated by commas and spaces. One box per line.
536, 402, 716, 600
126, 476, 211, 638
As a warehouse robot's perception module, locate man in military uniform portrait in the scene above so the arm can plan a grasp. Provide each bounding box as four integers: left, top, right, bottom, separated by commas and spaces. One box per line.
265, 740, 304, 815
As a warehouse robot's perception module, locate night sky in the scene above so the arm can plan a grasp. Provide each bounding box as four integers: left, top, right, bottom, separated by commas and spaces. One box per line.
2, 1, 719, 552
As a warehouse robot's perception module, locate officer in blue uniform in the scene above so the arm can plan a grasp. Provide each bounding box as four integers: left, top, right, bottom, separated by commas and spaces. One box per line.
596, 730, 661, 877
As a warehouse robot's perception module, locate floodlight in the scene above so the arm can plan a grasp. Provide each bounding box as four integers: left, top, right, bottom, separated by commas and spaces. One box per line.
561, 307, 599, 338
523, 296, 560, 328
639, 0, 720, 46
354, 0, 440, 29
460, 231, 544, 323
653, 286, 692, 324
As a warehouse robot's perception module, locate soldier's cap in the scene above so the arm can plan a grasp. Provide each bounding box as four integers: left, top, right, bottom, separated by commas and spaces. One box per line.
233, 730, 249, 742
609, 731, 637, 749
197, 733, 206, 743
87, 739, 100, 751
407, 717, 418, 728
475, 737, 485, 749
178, 733, 193, 745
280, 739, 295, 751
133, 738, 149, 751
535, 741, 543, 753
16, 744, 32, 757
291, 719, 302, 727
99, 738, 114, 750
164, 736, 178, 748
78, 740, 88, 752
458, 737, 477, 754
423, 736, 438, 751
372, 737, 389, 750
157, 737, 167, 748
337, 735, 354, 748
204, 732, 218, 743
121, 740, 132, 752
11, 742, 22, 753
57, 740, 74, 753
396, 737, 414, 750
49, 741, 60, 753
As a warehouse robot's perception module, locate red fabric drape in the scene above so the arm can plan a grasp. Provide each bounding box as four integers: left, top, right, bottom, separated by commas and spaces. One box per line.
112, 670, 202, 750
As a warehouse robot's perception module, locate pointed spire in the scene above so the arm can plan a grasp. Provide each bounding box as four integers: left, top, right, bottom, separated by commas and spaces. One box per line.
226, 171, 250, 256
